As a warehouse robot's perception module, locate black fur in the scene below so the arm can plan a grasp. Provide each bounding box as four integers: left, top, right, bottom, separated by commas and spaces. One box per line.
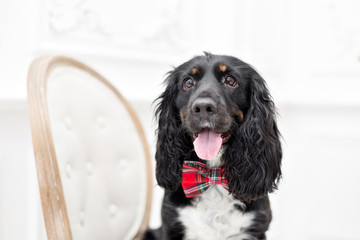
224, 68, 282, 202
146, 53, 282, 240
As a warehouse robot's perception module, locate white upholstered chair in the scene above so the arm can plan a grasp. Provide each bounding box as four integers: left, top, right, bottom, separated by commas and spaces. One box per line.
27, 56, 153, 240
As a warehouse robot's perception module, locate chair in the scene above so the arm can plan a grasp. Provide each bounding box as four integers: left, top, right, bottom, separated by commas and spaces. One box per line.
27, 56, 153, 240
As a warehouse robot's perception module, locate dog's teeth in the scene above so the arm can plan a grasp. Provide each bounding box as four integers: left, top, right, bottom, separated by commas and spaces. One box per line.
195, 133, 198, 137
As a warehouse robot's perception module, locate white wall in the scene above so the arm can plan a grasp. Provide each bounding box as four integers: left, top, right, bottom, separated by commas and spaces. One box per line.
1, 0, 360, 239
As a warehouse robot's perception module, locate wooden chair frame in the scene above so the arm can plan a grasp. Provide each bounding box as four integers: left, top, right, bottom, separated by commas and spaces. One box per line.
27, 56, 153, 240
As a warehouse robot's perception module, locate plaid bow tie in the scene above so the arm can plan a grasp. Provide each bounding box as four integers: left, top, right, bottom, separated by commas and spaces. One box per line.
181, 160, 229, 198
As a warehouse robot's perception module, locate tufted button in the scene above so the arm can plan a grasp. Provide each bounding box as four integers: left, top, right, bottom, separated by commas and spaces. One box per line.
79, 211, 85, 226
86, 162, 93, 175
64, 117, 72, 130
96, 116, 107, 129
118, 158, 127, 170
65, 163, 72, 178
109, 204, 118, 218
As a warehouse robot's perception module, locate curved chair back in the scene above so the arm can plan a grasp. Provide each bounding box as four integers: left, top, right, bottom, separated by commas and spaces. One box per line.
27, 56, 152, 240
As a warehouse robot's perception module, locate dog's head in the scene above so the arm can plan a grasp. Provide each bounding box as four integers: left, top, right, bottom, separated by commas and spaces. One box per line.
155, 53, 282, 202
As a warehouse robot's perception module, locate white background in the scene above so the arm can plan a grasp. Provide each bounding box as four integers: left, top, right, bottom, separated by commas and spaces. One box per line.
1, 0, 360, 239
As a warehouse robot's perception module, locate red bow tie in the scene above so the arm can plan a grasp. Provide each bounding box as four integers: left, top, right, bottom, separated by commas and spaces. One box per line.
181, 160, 229, 198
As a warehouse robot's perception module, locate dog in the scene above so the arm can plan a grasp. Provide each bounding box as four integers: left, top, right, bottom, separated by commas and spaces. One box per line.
145, 53, 282, 240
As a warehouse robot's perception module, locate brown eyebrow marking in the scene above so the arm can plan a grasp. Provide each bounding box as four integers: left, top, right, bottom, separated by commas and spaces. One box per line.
191, 67, 199, 75
218, 64, 227, 73
233, 109, 244, 122
180, 108, 186, 123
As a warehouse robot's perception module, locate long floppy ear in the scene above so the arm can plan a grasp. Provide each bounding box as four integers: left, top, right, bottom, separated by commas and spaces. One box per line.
224, 69, 282, 202
155, 72, 193, 191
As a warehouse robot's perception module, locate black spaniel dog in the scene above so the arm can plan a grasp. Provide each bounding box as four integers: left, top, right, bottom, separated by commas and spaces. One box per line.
145, 53, 282, 240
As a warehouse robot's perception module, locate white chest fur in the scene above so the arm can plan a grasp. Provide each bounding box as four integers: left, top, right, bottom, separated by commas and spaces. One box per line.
178, 153, 254, 240
178, 185, 254, 240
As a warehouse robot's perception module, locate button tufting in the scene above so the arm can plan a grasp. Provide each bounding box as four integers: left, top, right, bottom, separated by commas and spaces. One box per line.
65, 163, 72, 178
79, 211, 85, 226
64, 117, 72, 130
118, 158, 127, 170
86, 162, 93, 175
96, 116, 107, 128
109, 204, 118, 218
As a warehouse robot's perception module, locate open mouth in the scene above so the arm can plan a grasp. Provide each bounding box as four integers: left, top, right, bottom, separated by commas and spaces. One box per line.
192, 128, 231, 160
220, 131, 231, 144
193, 129, 231, 143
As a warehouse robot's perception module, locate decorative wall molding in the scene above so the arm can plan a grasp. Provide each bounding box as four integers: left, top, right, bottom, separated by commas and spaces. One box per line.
48, 0, 114, 36
293, 0, 360, 72
326, 0, 360, 66
45, 0, 187, 55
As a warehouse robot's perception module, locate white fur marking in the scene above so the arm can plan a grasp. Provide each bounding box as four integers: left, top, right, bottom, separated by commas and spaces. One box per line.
178, 186, 254, 240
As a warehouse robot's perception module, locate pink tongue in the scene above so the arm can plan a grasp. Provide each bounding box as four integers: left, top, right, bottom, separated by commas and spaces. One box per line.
193, 129, 222, 160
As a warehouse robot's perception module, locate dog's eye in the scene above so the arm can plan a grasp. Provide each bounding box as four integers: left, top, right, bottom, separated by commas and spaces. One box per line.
223, 75, 238, 87
183, 77, 195, 90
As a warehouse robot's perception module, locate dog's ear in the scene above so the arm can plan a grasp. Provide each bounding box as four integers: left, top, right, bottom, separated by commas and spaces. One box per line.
155, 72, 192, 191
224, 69, 282, 202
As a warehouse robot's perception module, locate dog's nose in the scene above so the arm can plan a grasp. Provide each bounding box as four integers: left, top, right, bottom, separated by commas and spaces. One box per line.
192, 98, 216, 116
